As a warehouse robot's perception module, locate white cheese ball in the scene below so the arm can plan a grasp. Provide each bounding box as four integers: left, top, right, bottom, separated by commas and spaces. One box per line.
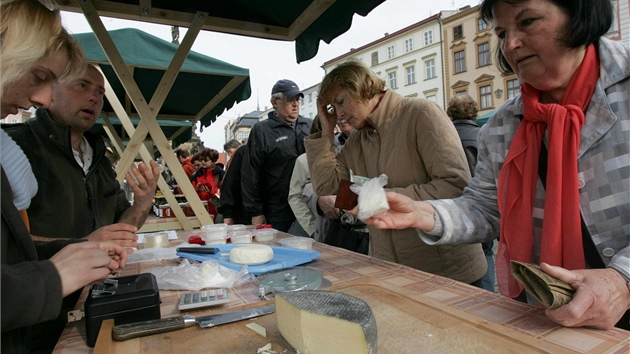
229, 244, 274, 265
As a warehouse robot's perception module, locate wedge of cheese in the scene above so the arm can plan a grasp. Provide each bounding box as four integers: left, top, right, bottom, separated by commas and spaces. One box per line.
276, 290, 377, 354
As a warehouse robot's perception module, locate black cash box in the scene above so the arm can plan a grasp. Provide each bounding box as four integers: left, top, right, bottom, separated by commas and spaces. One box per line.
84, 273, 161, 347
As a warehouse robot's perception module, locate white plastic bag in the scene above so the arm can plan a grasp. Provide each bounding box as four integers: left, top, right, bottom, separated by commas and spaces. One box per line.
148, 259, 255, 291
349, 174, 390, 221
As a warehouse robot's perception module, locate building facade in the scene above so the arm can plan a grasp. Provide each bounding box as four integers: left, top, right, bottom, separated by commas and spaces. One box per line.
608, 0, 629, 44
442, 5, 519, 123
299, 82, 320, 119
322, 13, 455, 109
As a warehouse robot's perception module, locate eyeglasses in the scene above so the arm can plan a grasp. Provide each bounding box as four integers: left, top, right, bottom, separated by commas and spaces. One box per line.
277, 97, 301, 105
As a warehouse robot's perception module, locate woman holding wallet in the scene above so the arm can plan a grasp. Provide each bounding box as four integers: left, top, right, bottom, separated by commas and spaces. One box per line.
305, 60, 487, 285
362, 0, 629, 330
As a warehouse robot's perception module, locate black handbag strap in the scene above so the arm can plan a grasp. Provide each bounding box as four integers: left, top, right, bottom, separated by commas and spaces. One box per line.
537, 143, 604, 268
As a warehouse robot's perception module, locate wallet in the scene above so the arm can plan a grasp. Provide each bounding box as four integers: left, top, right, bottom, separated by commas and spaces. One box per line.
510, 260, 575, 309
334, 179, 359, 209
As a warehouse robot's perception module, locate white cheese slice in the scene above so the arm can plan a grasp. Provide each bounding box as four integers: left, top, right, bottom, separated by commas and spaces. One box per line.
246, 322, 267, 337
229, 244, 273, 265
276, 290, 377, 354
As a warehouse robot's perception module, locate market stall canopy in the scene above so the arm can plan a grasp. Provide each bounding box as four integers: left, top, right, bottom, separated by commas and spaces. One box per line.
59, 0, 387, 63
74, 28, 251, 128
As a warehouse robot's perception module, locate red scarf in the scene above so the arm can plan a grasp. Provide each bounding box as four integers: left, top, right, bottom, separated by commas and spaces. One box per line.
496, 44, 599, 297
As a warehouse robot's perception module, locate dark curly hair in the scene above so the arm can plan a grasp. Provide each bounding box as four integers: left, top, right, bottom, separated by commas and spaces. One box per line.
447, 95, 479, 121
199, 148, 219, 163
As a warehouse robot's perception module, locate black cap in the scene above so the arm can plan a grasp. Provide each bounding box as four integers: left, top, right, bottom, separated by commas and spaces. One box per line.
271, 79, 304, 98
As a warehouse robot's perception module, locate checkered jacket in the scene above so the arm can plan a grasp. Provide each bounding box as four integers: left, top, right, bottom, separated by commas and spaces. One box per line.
422, 38, 630, 281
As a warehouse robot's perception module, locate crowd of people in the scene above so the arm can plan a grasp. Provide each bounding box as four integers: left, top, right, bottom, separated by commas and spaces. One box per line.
1, 0, 628, 352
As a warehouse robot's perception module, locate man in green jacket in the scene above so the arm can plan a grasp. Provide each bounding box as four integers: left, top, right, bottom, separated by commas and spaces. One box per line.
4, 64, 159, 247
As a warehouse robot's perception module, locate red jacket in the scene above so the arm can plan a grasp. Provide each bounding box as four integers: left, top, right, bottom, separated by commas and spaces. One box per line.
192, 166, 221, 200
181, 157, 195, 178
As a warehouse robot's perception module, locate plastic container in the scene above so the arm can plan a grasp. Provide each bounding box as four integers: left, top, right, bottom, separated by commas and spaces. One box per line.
230, 230, 253, 244
227, 224, 247, 234
278, 236, 315, 250
253, 229, 278, 242
201, 224, 228, 245
143, 232, 169, 248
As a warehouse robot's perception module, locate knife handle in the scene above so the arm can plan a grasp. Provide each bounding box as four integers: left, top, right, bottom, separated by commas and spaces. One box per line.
112, 316, 194, 341
177, 247, 218, 254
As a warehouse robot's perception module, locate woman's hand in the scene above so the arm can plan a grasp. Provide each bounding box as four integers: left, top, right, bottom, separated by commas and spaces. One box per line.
541, 263, 630, 329
360, 192, 436, 231
316, 98, 337, 135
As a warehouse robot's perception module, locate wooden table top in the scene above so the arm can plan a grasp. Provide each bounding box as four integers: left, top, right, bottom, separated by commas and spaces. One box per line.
53, 230, 629, 354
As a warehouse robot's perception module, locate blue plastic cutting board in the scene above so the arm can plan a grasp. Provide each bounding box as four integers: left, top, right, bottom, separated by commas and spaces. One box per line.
176, 244, 320, 275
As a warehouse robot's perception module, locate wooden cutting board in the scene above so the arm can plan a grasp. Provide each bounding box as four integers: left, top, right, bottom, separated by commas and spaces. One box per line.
94, 279, 573, 353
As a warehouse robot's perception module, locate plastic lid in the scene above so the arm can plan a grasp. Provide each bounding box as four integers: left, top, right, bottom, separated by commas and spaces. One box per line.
253, 229, 278, 235
257, 266, 323, 293
201, 223, 228, 231
278, 236, 315, 248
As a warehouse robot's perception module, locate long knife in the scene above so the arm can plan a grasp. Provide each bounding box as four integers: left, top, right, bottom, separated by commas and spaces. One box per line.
112, 305, 275, 341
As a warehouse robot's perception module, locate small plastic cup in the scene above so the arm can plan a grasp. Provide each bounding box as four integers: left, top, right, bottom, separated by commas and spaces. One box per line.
253, 229, 278, 242
278, 236, 315, 250
144, 232, 170, 248
230, 230, 253, 244
201, 224, 228, 245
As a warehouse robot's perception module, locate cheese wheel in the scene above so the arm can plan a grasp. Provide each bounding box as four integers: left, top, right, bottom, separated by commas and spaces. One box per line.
229, 244, 273, 265
276, 290, 377, 354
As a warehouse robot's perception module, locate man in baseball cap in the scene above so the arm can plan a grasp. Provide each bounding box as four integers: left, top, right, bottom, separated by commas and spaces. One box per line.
271, 79, 305, 99
241, 79, 312, 232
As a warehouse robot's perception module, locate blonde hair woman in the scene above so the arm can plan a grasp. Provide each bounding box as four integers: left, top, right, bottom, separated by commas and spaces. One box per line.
1, 1, 128, 352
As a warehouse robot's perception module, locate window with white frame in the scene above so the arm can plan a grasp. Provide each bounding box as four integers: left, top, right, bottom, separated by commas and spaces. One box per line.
426, 94, 437, 102
480, 85, 492, 109
478, 18, 487, 31
387, 45, 395, 59
425, 59, 436, 79
478, 42, 491, 67
456, 90, 467, 97
405, 38, 413, 53
406, 66, 416, 85
454, 50, 466, 73
424, 30, 433, 46
388, 71, 397, 89
507, 79, 520, 99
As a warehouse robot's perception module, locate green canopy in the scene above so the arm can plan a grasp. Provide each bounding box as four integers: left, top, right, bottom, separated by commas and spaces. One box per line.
476, 110, 495, 127
61, 0, 387, 63
75, 28, 251, 128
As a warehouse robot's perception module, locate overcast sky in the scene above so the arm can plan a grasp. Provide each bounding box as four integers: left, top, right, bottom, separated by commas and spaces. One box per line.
61, 0, 479, 150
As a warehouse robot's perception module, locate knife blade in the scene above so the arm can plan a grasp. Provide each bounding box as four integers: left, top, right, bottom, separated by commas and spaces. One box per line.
112, 304, 275, 341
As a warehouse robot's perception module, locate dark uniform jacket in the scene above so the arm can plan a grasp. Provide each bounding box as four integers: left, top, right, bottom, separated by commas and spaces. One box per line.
452, 119, 480, 177
3, 109, 130, 238
217, 146, 252, 224
0, 168, 81, 353
241, 112, 312, 224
